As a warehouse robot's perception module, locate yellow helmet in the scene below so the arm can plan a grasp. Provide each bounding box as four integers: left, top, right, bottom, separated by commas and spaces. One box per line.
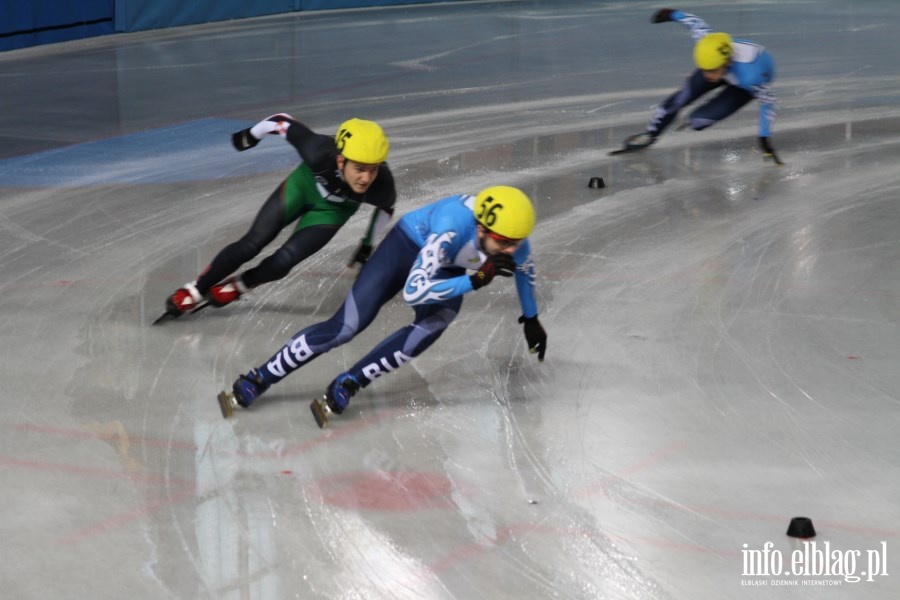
474, 186, 536, 239
335, 118, 389, 164
694, 32, 733, 70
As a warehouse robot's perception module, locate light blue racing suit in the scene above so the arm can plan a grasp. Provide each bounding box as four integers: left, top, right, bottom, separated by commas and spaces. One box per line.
649, 10, 776, 138
254, 193, 539, 390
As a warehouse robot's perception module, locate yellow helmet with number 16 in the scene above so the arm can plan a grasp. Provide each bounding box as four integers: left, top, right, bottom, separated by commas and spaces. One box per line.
694, 32, 733, 70
335, 118, 390, 164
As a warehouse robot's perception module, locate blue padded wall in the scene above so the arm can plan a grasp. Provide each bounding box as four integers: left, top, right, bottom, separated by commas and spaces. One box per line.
119, 0, 457, 34
0, 0, 114, 51
1, 0, 458, 50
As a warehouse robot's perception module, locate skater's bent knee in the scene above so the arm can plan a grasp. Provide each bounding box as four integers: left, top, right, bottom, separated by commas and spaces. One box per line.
234, 238, 267, 259
333, 323, 359, 345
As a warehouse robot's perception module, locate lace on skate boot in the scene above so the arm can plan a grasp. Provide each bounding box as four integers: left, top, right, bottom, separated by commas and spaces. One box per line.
208, 276, 248, 307
167, 281, 203, 315
231, 368, 269, 408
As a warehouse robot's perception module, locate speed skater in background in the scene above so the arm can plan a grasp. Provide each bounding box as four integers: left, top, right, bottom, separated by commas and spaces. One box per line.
613, 8, 781, 164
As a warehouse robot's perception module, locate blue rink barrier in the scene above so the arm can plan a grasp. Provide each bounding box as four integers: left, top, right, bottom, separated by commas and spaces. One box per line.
1, 0, 463, 51
0, 0, 114, 52
119, 0, 459, 32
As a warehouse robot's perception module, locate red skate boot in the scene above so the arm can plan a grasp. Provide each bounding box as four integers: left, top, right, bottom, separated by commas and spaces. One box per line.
154, 281, 206, 324
207, 276, 248, 307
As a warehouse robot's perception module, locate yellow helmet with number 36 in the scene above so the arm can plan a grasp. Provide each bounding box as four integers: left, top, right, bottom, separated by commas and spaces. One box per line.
694, 32, 733, 70
474, 186, 536, 240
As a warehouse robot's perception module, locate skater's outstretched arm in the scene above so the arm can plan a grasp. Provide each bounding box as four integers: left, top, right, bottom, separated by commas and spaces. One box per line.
511, 240, 538, 318
231, 113, 335, 167
511, 241, 546, 361
231, 113, 298, 151
652, 9, 711, 41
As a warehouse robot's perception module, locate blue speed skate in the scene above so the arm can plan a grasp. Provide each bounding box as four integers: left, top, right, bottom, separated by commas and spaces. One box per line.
217, 369, 269, 419
310, 373, 360, 429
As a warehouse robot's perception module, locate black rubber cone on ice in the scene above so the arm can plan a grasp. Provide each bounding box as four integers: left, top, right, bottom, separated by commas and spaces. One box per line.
786, 517, 816, 538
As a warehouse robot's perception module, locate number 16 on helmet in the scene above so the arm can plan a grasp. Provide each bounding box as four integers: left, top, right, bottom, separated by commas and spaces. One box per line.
335, 118, 390, 165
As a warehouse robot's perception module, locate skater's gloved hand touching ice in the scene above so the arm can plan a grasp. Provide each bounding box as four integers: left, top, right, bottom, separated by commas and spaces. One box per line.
518, 315, 547, 361
347, 241, 373, 268
470, 253, 516, 290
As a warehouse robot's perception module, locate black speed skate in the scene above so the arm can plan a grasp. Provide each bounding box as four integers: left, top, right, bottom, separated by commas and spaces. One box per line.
609, 132, 657, 156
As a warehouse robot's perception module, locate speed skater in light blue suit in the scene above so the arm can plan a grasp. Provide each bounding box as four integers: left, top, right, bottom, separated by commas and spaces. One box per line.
621, 8, 781, 164
218, 186, 548, 428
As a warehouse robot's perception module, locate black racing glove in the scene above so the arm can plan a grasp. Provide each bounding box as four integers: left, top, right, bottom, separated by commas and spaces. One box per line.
347, 241, 373, 268
758, 136, 784, 166
651, 8, 675, 23
232, 128, 260, 152
518, 315, 547, 362
470, 253, 516, 290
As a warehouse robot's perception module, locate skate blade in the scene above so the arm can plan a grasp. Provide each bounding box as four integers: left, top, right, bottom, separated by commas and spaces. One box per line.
608, 144, 651, 156
309, 398, 331, 429
609, 133, 655, 156
217, 391, 237, 419
152, 311, 179, 325
191, 300, 211, 314
152, 301, 211, 326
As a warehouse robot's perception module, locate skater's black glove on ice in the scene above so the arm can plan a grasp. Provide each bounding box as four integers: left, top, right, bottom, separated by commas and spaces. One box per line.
758, 136, 784, 166
347, 241, 373, 268
232, 128, 260, 151
651, 8, 675, 23
470, 253, 516, 290
519, 315, 547, 362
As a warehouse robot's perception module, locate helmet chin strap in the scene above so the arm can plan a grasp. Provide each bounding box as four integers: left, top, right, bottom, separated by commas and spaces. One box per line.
336, 157, 354, 196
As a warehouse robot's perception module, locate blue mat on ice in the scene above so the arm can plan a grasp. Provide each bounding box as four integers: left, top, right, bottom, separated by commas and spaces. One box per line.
0, 118, 296, 187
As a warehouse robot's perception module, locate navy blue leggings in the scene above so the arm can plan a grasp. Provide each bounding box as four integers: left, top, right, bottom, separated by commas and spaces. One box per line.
649, 70, 754, 136
257, 226, 463, 388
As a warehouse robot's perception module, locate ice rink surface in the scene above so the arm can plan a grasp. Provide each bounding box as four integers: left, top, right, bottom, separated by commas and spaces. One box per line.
2, 1, 899, 598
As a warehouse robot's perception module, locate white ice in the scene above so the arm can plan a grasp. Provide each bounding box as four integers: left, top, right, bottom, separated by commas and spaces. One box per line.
1, 1, 898, 598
